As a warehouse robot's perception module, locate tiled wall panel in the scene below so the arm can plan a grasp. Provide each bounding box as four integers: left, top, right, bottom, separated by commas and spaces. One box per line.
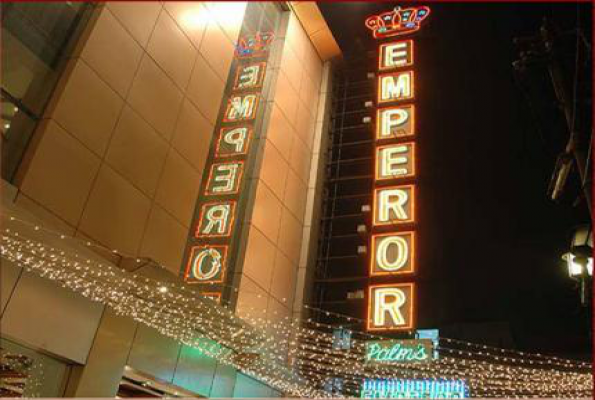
8, 3, 328, 397
236, 11, 325, 331
17, 2, 244, 275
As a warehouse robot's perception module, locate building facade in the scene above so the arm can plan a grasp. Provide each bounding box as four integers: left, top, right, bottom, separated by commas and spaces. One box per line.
1, 2, 340, 397
2, 3, 593, 399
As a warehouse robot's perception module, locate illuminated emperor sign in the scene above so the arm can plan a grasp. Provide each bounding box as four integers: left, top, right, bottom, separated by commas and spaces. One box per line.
373, 184, 415, 226
379, 40, 413, 70
366, 6, 429, 332
365, 339, 434, 364
367, 283, 414, 331
378, 71, 414, 104
377, 105, 414, 140
183, 32, 274, 295
375, 142, 415, 181
365, 6, 431, 39
370, 231, 414, 275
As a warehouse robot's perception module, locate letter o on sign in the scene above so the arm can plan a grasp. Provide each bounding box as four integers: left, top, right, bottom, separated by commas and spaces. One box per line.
193, 248, 222, 280
185, 245, 227, 283
377, 235, 408, 271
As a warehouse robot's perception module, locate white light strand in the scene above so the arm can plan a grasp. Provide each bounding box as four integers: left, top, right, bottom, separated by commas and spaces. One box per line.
1, 213, 591, 398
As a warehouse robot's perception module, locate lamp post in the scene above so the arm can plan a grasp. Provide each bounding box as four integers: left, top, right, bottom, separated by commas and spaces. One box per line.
562, 225, 593, 307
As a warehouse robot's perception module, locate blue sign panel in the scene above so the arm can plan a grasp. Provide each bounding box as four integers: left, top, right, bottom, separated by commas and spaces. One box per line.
361, 379, 468, 399
417, 328, 439, 358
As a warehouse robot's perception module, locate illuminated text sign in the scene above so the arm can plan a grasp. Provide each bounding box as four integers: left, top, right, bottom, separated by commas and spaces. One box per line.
377, 105, 415, 140
379, 40, 413, 70
368, 283, 414, 331
365, 6, 431, 39
370, 231, 414, 275
378, 71, 414, 104
367, 8, 429, 332
361, 379, 468, 399
183, 32, 274, 298
365, 339, 434, 364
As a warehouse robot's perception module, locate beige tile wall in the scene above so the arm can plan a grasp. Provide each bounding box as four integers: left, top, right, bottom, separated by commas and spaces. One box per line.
15, 2, 246, 274
294, 62, 333, 322
236, 12, 325, 328
6, 3, 332, 395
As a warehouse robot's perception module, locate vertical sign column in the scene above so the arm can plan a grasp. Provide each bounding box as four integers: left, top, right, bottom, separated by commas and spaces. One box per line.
365, 6, 430, 332
182, 31, 275, 302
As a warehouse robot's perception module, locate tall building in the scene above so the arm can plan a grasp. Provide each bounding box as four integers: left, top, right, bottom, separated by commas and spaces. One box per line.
1, 2, 339, 397
1, 2, 592, 399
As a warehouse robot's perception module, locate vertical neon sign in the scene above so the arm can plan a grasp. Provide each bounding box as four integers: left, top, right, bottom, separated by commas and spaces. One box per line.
365, 6, 430, 331
182, 30, 275, 300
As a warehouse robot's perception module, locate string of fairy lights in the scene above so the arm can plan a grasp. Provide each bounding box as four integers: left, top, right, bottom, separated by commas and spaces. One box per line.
0, 210, 591, 398
301, 306, 590, 369
0, 351, 42, 397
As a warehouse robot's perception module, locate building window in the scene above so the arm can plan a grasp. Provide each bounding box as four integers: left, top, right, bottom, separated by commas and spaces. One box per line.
1, 338, 71, 397
1, 2, 93, 181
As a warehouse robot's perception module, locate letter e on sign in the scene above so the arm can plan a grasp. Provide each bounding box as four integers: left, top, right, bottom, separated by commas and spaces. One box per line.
379, 40, 413, 71
376, 142, 415, 181
233, 62, 266, 90
205, 161, 244, 195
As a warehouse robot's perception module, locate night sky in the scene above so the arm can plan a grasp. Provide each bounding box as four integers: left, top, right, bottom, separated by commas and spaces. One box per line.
319, 2, 592, 358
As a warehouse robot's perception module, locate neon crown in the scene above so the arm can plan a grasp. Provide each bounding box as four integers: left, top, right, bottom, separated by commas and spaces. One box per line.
235, 31, 275, 57
365, 6, 430, 39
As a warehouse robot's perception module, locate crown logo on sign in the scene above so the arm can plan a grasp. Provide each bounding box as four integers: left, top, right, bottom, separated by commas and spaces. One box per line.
235, 31, 275, 58
365, 6, 430, 39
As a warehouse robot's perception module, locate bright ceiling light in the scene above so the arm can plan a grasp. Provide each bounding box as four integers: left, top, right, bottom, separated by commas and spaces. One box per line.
208, 2, 246, 30
179, 7, 209, 31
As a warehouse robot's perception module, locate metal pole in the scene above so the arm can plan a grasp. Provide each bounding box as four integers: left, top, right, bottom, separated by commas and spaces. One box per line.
541, 19, 592, 215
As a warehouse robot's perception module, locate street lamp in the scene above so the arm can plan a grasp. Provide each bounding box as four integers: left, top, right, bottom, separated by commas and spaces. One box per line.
562, 252, 593, 278
562, 225, 593, 306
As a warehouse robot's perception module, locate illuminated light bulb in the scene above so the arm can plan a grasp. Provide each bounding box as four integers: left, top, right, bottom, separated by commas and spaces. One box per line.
1, 213, 590, 399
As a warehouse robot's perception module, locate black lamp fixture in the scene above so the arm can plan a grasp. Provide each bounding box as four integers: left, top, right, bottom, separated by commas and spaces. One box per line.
562, 224, 593, 306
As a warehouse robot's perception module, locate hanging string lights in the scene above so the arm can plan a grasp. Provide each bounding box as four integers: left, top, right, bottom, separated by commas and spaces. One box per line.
1, 210, 591, 398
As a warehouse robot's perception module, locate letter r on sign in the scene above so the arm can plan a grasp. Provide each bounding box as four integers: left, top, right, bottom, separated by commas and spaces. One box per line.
196, 201, 236, 237
368, 284, 414, 331
374, 185, 415, 226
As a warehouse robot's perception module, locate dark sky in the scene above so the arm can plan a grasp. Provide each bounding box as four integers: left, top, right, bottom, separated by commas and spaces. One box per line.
319, 2, 592, 357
